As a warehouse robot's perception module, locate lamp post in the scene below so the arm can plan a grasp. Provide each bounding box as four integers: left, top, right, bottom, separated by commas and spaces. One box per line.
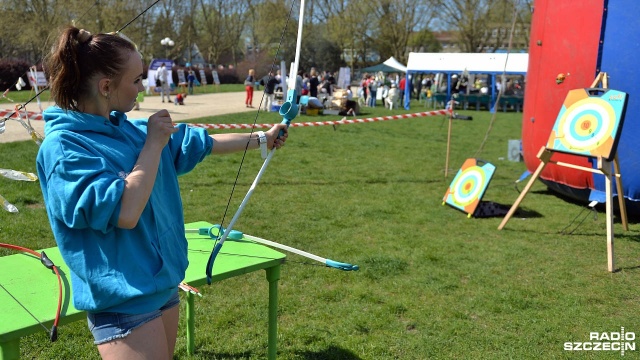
161, 37, 174, 59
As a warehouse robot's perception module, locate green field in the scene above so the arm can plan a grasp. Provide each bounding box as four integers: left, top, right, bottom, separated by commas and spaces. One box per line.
1, 97, 638, 359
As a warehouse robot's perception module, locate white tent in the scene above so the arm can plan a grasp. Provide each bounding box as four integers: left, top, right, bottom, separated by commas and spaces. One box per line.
383, 56, 407, 73
406, 52, 528, 74
403, 52, 529, 109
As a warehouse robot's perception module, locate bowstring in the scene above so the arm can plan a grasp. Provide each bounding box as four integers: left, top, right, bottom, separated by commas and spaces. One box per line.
473, 5, 519, 158
215, 0, 298, 243
116, 0, 160, 34
0, 282, 51, 333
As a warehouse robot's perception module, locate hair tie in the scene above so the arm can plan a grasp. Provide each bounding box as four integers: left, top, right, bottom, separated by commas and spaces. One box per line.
78, 29, 92, 44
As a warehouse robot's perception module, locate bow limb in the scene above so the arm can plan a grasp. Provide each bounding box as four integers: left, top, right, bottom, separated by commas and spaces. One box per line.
206, 0, 306, 284
191, 227, 358, 271
0, 243, 63, 342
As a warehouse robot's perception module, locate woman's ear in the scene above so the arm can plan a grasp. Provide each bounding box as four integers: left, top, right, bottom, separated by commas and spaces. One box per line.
98, 78, 112, 98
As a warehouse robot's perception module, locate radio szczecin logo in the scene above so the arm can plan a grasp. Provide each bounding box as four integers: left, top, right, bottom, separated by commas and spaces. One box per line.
564, 327, 635, 356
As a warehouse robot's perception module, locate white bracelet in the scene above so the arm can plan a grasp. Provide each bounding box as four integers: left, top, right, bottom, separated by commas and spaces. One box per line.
257, 131, 268, 159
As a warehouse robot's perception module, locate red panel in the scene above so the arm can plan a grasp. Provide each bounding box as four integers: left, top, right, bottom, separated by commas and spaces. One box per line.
522, 0, 605, 189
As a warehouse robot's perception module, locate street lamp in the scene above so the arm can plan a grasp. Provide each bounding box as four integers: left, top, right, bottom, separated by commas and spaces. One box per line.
161, 37, 174, 59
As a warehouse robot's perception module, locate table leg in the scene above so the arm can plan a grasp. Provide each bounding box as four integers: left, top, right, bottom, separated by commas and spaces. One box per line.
266, 265, 280, 360
186, 292, 195, 355
0, 339, 20, 360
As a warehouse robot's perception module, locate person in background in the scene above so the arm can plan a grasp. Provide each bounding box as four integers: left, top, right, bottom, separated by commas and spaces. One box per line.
244, 68, 256, 108
187, 70, 196, 95
159, 62, 172, 103
259, 71, 280, 111
174, 92, 186, 105
295, 69, 304, 104
386, 82, 399, 109
398, 76, 407, 105
367, 75, 379, 107
38, 26, 288, 360
134, 91, 143, 110
301, 72, 310, 96
308, 68, 320, 98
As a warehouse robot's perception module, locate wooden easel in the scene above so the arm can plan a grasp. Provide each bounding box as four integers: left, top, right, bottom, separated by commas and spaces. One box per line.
498, 73, 628, 272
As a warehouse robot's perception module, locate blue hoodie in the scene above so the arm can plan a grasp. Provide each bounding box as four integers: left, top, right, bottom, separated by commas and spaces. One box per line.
36, 107, 213, 314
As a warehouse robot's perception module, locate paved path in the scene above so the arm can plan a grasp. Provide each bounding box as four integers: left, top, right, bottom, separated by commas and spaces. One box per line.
0, 91, 253, 143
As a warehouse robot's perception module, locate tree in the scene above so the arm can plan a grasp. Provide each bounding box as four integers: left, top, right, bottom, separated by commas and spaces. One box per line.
366, 0, 439, 63
436, 0, 530, 53
199, 0, 249, 66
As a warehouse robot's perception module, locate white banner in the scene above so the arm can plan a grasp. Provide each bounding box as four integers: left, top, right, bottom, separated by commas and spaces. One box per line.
27, 71, 48, 87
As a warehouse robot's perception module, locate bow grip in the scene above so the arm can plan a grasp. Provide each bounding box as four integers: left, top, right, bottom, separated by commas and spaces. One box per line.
199, 225, 243, 240
278, 89, 298, 137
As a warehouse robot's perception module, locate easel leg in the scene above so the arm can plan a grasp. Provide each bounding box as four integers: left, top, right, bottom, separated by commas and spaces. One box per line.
604, 161, 615, 272
613, 156, 629, 230
498, 148, 551, 230
444, 115, 453, 178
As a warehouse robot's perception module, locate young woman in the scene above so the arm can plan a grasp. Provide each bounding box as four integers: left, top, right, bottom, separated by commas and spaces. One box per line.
244, 68, 255, 107
38, 26, 287, 360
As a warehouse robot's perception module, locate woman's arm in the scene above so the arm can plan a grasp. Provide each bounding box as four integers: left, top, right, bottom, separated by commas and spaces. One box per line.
210, 123, 288, 154
119, 110, 178, 229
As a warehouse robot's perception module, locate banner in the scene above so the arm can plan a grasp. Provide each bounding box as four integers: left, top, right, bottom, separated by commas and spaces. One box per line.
212, 71, 220, 85
199, 69, 208, 85
27, 71, 48, 88
177, 69, 187, 85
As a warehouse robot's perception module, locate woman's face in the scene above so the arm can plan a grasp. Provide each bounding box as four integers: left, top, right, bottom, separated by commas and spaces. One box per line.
110, 51, 144, 113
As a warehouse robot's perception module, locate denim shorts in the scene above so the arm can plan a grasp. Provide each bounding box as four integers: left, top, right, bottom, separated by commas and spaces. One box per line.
87, 291, 180, 345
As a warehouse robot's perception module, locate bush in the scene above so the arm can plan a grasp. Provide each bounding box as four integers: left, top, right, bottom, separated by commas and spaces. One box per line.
0, 59, 31, 92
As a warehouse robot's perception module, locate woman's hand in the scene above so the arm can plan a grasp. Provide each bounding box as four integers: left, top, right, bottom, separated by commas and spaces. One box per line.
266, 123, 288, 149
146, 110, 178, 148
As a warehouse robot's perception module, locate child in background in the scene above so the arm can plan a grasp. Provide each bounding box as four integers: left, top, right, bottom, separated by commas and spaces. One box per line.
174, 93, 186, 105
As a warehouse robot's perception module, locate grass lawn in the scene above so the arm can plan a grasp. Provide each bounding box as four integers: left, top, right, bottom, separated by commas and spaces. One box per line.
1, 97, 639, 359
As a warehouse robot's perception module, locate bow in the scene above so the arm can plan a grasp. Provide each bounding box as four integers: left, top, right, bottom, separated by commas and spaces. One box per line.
193, 225, 358, 271
0, 243, 63, 342
205, 0, 308, 284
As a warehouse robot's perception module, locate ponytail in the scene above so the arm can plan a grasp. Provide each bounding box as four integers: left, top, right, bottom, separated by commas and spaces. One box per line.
44, 26, 137, 110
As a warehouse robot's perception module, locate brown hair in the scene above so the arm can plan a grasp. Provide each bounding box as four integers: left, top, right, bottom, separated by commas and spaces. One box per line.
44, 26, 137, 110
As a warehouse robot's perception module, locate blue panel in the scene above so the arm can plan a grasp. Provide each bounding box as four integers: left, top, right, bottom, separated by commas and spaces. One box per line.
592, 0, 640, 202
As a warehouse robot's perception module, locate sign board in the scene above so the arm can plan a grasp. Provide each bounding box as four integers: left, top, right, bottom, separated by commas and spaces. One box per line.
27, 71, 48, 88
212, 71, 220, 85
338, 67, 351, 89
508, 139, 522, 162
199, 69, 208, 85
177, 69, 186, 85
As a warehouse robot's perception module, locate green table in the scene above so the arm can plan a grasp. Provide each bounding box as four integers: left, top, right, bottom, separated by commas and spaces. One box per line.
0, 221, 285, 360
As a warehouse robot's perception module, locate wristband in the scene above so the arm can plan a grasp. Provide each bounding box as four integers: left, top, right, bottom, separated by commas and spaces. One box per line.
257, 131, 268, 159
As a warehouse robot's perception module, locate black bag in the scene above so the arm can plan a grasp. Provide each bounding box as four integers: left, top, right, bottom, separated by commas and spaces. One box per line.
156, 78, 162, 87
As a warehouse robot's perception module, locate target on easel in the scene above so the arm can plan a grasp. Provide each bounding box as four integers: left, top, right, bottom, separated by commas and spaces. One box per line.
443, 158, 496, 217
546, 88, 628, 160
